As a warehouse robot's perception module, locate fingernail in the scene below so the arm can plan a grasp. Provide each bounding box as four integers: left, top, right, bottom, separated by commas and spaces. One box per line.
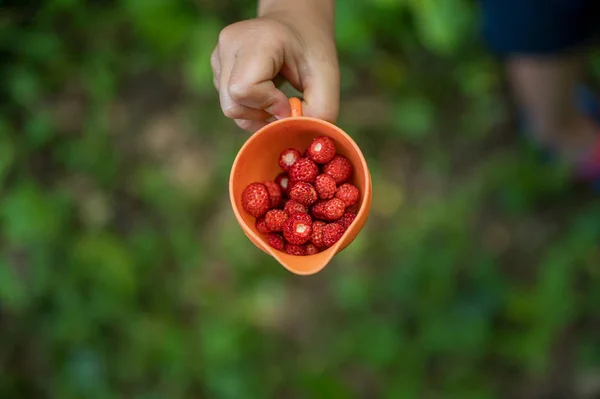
266, 116, 277, 123
266, 103, 290, 120
265, 108, 280, 119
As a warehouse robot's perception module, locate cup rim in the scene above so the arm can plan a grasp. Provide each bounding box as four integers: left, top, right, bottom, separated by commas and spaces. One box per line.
229, 115, 372, 274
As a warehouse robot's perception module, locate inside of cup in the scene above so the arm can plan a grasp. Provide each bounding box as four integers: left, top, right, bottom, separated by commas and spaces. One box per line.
231, 118, 369, 257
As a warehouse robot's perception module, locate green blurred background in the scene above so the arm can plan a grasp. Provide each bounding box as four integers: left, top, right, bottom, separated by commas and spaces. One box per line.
2, 0, 600, 398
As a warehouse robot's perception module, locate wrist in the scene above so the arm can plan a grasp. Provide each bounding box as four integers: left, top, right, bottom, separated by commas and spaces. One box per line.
258, 0, 335, 35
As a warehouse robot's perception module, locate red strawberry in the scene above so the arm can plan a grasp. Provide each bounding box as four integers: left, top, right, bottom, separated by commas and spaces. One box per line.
338, 212, 357, 230
265, 209, 288, 232
314, 174, 337, 199
241, 182, 271, 217
289, 158, 319, 183
283, 213, 312, 245
268, 233, 285, 250
279, 148, 301, 171
289, 182, 318, 206
310, 221, 327, 248
263, 181, 283, 208
323, 223, 345, 247
285, 243, 306, 256
284, 200, 308, 216
335, 183, 359, 207
307, 136, 336, 164
311, 200, 327, 220
312, 198, 345, 221
305, 243, 320, 255
275, 173, 290, 194
323, 155, 353, 185
255, 217, 270, 234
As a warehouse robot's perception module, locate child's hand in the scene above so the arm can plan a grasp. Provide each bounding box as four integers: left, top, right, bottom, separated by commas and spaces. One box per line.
211, 13, 339, 132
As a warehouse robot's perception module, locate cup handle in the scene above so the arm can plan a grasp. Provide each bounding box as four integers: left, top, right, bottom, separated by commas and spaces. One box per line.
289, 97, 303, 117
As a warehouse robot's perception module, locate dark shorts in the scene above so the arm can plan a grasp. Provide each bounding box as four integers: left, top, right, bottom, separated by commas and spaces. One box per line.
481, 0, 600, 56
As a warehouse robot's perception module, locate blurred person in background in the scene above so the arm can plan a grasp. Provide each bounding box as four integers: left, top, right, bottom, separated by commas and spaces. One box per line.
211, 0, 600, 187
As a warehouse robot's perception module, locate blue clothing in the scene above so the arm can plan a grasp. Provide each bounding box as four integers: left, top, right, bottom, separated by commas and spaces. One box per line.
481, 0, 600, 56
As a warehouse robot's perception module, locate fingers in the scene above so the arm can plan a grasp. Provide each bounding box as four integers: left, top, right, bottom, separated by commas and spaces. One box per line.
235, 119, 269, 132
217, 47, 273, 125
211, 46, 220, 90
212, 20, 341, 131
213, 41, 287, 132
227, 45, 291, 119
300, 58, 340, 123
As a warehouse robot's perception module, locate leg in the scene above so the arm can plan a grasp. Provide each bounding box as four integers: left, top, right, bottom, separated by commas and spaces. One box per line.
506, 54, 598, 162
481, 0, 600, 172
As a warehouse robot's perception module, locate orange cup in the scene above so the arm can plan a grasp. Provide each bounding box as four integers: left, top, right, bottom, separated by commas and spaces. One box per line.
229, 97, 372, 275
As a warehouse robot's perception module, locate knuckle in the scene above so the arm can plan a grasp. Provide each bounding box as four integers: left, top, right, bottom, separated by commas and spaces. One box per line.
210, 48, 219, 70
218, 23, 243, 47
217, 26, 233, 46
219, 20, 284, 48
222, 103, 245, 119
228, 83, 253, 102
235, 119, 254, 131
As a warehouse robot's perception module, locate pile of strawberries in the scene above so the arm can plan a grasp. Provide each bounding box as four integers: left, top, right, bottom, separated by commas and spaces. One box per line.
241, 136, 360, 256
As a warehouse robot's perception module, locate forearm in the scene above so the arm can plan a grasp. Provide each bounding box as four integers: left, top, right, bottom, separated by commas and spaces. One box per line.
258, 0, 335, 34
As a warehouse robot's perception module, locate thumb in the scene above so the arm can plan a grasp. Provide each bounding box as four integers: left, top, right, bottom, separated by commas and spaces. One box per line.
300, 59, 340, 123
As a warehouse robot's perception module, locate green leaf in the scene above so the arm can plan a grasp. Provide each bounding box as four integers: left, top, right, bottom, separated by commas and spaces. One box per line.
0, 128, 15, 185
0, 258, 28, 310
335, 1, 373, 56
392, 97, 436, 140
123, 0, 196, 56
72, 233, 137, 298
25, 109, 54, 147
409, 0, 474, 55
185, 19, 221, 94
18, 31, 62, 62
1, 184, 64, 245
9, 66, 40, 107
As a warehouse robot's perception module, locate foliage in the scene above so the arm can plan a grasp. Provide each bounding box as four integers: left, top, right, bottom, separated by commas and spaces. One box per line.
1, 1, 600, 398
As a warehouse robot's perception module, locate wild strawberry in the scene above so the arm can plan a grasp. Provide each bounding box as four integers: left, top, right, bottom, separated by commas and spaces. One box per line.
338, 212, 357, 230
285, 243, 306, 256
283, 213, 312, 245
335, 183, 359, 207
310, 221, 327, 248
255, 217, 270, 234
307, 136, 336, 164
279, 148, 301, 171
311, 200, 327, 220
268, 233, 285, 250
305, 243, 320, 255
314, 174, 337, 199
275, 173, 290, 194
263, 181, 283, 208
312, 198, 345, 221
284, 200, 308, 216
289, 181, 318, 206
323, 223, 345, 247
289, 158, 319, 183
323, 155, 353, 185
241, 182, 271, 217
265, 209, 288, 232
